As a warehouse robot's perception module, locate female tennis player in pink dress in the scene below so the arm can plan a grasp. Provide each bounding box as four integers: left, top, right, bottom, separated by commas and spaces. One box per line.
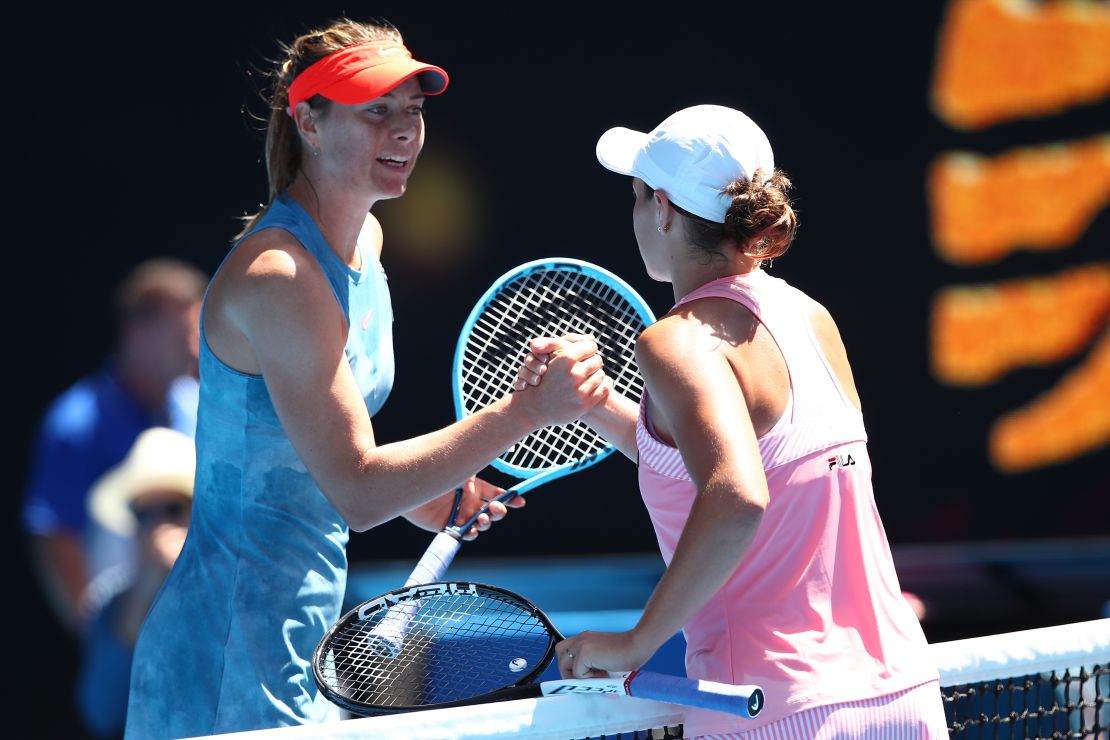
519, 105, 949, 738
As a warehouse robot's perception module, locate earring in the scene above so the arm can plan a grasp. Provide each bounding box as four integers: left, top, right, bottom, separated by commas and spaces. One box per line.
313, 147, 320, 157
658, 225, 668, 234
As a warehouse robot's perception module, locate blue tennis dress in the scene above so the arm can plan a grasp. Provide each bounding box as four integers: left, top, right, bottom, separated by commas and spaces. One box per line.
125, 193, 394, 739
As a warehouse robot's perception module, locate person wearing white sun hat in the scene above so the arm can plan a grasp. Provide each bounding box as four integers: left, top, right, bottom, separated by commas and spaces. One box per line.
77, 427, 195, 738
519, 104, 948, 737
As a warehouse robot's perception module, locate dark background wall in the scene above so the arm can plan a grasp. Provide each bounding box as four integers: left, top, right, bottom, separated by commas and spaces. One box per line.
9, 1, 1107, 736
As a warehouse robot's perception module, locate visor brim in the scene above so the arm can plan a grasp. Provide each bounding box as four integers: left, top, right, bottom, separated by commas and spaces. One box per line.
318, 60, 449, 105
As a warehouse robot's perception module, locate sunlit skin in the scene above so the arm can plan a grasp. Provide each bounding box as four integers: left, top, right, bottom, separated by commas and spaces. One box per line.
516, 176, 864, 681
288, 77, 428, 268
200, 74, 610, 540
631, 178, 674, 283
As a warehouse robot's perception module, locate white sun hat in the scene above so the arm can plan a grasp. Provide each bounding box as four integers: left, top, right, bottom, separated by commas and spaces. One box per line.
595, 104, 775, 223
88, 427, 196, 537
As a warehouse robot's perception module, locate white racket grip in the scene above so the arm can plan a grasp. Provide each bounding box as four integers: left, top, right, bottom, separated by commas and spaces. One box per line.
360, 602, 414, 659
361, 532, 462, 659
404, 530, 462, 587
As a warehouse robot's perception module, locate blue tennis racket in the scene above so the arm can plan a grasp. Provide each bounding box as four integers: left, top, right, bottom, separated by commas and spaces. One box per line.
404, 257, 656, 587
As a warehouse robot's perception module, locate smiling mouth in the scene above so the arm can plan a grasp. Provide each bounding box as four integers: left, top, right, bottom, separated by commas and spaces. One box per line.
377, 156, 409, 168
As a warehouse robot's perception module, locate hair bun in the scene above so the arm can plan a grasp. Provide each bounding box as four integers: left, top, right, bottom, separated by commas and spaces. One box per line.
723, 169, 798, 261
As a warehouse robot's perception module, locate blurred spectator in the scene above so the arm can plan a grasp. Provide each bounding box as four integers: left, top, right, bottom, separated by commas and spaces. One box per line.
76, 427, 195, 738
21, 258, 207, 636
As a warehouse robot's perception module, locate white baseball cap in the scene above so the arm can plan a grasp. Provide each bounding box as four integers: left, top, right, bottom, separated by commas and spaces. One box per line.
595, 104, 775, 224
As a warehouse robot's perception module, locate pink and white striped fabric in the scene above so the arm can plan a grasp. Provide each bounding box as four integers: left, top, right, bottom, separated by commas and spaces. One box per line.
635, 270, 942, 737
695, 680, 949, 739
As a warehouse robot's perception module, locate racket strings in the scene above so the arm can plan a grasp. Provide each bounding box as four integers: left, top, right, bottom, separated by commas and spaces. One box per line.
320, 589, 554, 711
460, 268, 649, 471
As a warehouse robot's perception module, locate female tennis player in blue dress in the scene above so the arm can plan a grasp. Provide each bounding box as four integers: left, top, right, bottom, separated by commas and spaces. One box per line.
124, 19, 608, 739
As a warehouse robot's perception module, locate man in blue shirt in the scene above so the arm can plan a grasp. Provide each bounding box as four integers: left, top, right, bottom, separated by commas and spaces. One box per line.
22, 258, 208, 635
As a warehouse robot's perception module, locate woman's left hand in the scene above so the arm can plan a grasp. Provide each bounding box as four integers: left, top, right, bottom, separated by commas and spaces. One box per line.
402, 476, 525, 540
554, 630, 654, 679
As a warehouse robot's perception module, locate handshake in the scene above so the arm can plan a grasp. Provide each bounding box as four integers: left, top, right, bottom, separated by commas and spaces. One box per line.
508, 333, 613, 428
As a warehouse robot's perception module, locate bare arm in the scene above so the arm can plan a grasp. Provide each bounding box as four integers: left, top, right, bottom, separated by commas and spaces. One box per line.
29, 532, 87, 635
556, 317, 768, 677
808, 300, 862, 410
211, 234, 607, 532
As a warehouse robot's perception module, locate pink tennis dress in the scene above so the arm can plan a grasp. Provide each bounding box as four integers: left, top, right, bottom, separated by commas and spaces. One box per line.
635, 271, 946, 738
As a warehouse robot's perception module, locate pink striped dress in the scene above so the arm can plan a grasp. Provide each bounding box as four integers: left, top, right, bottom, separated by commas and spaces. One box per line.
635, 271, 947, 738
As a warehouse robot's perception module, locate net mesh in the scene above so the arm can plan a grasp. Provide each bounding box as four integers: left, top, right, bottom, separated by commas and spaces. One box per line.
459, 266, 650, 471
935, 619, 1110, 739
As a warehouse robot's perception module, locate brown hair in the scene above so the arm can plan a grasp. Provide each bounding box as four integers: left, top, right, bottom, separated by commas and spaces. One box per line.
114, 258, 209, 320
236, 18, 404, 240
650, 169, 798, 264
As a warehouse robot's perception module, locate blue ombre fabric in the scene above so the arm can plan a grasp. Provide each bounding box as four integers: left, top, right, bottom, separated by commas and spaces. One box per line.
125, 193, 394, 738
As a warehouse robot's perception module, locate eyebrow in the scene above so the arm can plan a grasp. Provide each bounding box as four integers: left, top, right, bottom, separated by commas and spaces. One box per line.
381, 89, 426, 101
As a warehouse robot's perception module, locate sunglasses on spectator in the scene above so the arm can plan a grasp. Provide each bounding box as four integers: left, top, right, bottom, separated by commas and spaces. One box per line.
130, 500, 190, 527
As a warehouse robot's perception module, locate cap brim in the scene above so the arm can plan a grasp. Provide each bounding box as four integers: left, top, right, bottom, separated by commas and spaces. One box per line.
596, 127, 648, 176
89, 469, 195, 537
320, 60, 449, 105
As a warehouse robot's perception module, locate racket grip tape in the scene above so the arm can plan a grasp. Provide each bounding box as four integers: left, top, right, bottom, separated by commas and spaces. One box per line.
404, 530, 462, 587
627, 671, 765, 719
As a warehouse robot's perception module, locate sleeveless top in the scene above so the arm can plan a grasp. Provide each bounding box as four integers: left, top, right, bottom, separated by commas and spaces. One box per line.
635, 270, 936, 736
125, 193, 395, 739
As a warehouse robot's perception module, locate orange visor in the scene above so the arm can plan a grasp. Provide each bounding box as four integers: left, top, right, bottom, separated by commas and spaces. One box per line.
286, 40, 448, 114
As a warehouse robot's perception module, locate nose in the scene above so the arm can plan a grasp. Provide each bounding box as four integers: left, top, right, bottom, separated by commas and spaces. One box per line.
390, 111, 419, 141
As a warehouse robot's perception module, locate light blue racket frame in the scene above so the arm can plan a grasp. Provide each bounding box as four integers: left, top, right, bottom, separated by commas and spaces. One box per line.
402, 257, 656, 588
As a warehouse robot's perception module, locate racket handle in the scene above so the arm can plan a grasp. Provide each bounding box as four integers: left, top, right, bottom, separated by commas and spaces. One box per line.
367, 530, 461, 658
361, 602, 414, 659
404, 530, 462, 587
627, 671, 765, 719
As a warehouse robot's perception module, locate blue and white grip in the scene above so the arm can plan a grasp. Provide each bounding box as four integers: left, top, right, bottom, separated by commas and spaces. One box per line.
626, 670, 764, 719
540, 671, 763, 719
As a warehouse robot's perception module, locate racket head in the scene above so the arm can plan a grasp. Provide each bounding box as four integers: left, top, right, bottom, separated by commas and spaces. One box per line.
453, 258, 655, 478
313, 581, 564, 716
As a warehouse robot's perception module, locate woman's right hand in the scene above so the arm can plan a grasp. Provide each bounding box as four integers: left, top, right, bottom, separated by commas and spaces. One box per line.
509, 335, 609, 428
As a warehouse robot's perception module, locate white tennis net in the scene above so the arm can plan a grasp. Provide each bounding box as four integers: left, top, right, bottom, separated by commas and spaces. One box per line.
184, 618, 1109, 739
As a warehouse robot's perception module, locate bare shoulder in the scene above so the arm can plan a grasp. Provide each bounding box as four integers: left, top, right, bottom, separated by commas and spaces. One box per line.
234, 228, 316, 279
220, 228, 331, 308
637, 298, 758, 365
636, 311, 718, 373
801, 292, 838, 332
800, 293, 848, 350
209, 226, 341, 350
798, 292, 862, 408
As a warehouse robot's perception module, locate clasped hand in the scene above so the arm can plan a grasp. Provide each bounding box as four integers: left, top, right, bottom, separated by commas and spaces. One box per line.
509, 334, 610, 428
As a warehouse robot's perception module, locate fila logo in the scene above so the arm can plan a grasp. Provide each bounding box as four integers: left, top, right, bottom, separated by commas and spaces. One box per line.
828, 454, 856, 470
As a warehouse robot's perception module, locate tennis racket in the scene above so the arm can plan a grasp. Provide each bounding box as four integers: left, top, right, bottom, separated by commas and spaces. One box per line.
313, 581, 764, 719
405, 257, 656, 587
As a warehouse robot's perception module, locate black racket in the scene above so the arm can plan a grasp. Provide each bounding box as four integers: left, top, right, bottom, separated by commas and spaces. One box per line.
313, 581, 764, 719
